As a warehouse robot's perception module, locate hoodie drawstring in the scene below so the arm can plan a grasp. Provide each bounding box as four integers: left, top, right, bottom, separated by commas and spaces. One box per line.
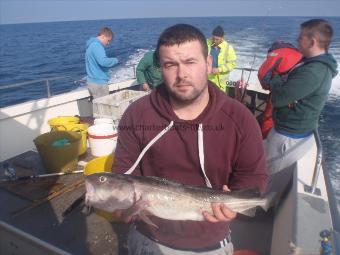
124, 121, 174, 175
124, 121, 213, 188
198, 123, 212, 188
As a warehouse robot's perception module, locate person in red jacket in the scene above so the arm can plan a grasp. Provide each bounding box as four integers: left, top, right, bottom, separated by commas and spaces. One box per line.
112, 24, 267, 255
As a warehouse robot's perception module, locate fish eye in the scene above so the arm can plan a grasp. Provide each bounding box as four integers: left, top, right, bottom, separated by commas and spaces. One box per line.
99, 176, 107, 183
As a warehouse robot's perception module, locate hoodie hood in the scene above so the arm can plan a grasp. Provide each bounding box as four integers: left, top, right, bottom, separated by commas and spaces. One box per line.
149, 81, 227, 124
304, 53, 338, 78
86, 37, 102, 49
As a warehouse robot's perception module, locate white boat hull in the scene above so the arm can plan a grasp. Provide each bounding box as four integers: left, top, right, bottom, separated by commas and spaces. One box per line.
0, 79, 137, 162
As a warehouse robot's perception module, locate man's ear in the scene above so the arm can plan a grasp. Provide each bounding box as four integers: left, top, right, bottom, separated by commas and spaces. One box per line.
310, 37, 318, 48
206, 55, 212, 74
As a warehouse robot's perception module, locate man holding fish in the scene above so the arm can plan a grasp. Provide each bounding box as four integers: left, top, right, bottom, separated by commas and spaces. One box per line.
86, 24, 268, 255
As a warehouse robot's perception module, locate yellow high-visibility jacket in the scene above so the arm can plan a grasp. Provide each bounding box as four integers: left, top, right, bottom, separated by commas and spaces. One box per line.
207, 39, 237, 92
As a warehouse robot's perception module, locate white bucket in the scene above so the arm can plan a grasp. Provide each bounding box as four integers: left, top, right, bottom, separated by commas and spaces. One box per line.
94, 118, 114, 125
87, 124, 117, 157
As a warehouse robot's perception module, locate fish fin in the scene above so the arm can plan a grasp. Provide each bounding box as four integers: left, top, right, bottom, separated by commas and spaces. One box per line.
139, 211, 158, 229
82, 205, 93, 216
259, 192, 276, 212
239, 207, 257, 217
237, 192, 276, 217
121, 195, 159, 229
63, 195, 85, 218
122, 194, 158, 229
229, 188, 262, 198
122, 198, 149, 220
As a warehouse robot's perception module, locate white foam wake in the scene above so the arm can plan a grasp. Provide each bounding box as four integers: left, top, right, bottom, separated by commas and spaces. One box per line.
330, 73, 340, 96
108, 48, 151, 84
107, 49, 340, 98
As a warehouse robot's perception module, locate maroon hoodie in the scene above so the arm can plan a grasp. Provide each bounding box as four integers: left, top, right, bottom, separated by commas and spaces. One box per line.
113, 82, 267, 250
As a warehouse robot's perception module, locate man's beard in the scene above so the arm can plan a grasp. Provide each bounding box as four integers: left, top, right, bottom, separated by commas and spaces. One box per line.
166, 80, 207, 106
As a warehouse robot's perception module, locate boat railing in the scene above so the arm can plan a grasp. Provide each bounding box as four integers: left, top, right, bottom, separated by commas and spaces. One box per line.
0, 76, 84, 99
1, 65, 254, 98
234, 67, 258, 72
225, 67, 259, 90
0, 64, 138, 107
126, 64, 137, 79
303, 129, 324, 195
234, 66, 258, 79
304, 129, 340, 254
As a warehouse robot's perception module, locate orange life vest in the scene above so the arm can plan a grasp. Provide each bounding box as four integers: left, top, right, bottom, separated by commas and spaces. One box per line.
257, 42, 302, 139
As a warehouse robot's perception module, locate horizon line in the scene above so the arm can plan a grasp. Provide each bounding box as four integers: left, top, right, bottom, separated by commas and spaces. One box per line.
1, 15, 339, 26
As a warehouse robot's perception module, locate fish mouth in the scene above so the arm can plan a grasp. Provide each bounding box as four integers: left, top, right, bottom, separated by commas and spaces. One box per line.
84, 180, 108, 208
82, 204, 93, 215
84, 181, 95, 205
84, 181, 94, 215
84, 194, 92, 215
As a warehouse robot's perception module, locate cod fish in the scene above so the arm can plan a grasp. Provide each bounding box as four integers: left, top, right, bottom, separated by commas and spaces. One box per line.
85, 172, 274, 227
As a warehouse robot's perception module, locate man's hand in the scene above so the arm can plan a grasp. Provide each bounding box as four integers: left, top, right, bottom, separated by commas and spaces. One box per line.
211, 67, 220, 74
141, 83, 151, 91
112, 209, 138, 223
236, 79, 247, 89
203, 185, 237, 223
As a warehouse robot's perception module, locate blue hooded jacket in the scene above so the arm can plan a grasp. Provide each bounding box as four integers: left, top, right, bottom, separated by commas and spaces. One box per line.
85, 37, 118, 84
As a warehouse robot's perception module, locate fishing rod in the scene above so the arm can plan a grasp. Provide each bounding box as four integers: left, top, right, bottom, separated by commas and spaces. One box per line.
240, 54, 257, 103
0, 168, 84, 183
238, 7, 273, 104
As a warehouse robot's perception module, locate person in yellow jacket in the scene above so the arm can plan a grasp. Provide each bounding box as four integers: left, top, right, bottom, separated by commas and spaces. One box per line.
207, 26, 237, 92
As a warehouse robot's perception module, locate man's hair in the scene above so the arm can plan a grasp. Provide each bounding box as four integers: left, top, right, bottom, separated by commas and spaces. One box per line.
156, 24, 208, 63
300, 19, 333, 51
98, 27, 114, 38
212, 26, 224, 37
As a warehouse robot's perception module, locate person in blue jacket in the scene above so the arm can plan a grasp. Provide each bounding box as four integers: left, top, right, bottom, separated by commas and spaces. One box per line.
85, 27, 118, 98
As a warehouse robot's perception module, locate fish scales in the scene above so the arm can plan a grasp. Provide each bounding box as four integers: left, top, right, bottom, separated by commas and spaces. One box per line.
85, 172, 274, 226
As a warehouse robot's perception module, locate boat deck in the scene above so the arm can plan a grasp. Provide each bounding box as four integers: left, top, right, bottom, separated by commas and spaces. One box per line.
0, 151, 129, 255
0, 150, 275, 255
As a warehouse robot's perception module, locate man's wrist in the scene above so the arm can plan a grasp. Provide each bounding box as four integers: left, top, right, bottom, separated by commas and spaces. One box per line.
142, 83, 151, 91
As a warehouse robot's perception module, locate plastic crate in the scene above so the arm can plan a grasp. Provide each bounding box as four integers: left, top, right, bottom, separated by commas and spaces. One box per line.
93, 90, 148, 121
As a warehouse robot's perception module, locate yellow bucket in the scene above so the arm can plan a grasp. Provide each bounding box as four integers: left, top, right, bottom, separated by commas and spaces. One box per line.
48, 116, 88, 155
34, 131, 81, 173
84, 154, 114, 176
84, 154, 117, 221
50, 123, 88, 155
48, 116, 80, 126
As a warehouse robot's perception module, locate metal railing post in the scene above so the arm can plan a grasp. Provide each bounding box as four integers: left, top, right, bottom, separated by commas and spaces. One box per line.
132, 65, 136, 79
310, 129, 323, 194
46, 80, 51, 97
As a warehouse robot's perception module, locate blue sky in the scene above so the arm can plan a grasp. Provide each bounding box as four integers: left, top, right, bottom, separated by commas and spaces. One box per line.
0, 0, 339, 24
